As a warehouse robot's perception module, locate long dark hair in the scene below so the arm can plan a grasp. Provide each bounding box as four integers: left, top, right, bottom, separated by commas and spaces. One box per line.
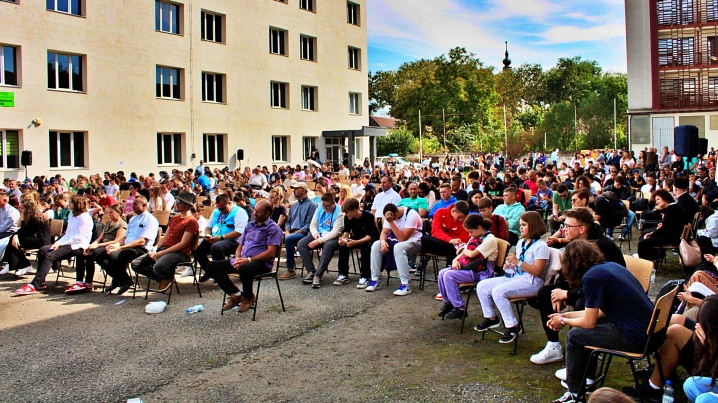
560, 240, 605, 288
694, 295, 718, 385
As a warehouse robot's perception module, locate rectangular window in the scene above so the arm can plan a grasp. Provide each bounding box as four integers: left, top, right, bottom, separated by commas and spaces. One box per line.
203, 133, 226, 163
348, 47, 360, 70
708, 0, 717, 21
46, 0, 81, 16
156, 133, 183, 165
155, 0, 180, 34
709, 36, 718, 64
1, 45, 18, 86
201, 11, 223, 43
269, 27, 287, 55
660, 78, 698, 109
49, 131, 85, 168
657, 0, 694, 25
347, 2, 360, 25
0, 130, 20, 169
299, 0, 314, 12
272, 136, 288, 162
303, 137, 316, 161
201, 72, 225, 103
301, 86, 316, 111
47, 51, 83, 92
349, 92, 361, 115
271, 81, 288, 108
709, 78, 718, 104
155, 66, 181, 99
300, 35, 316, 61
658, 38, 694, 66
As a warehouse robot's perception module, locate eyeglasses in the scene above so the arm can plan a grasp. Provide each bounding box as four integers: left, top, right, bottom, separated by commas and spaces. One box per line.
563, 223, 586, 230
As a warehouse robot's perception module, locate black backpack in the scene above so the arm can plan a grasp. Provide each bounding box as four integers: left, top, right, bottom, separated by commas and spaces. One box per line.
595, 191, 628, 228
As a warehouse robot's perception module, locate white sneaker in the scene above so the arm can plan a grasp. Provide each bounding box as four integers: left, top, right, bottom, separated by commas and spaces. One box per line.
15, 267, 31, 276
0, 263, 9, 275
561, 379, 594, 389
179, 267, 194, 277
435, 293, 443, 301
365, 279, 380, 292
530, 342, 564, 365
555, 367, 567, 381
356, 278, 369, 289
393, 284, 412, 296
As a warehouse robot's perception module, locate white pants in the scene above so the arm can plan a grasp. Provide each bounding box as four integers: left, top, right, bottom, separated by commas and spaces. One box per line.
370, 239, 421, 285
476, 274, 544, 328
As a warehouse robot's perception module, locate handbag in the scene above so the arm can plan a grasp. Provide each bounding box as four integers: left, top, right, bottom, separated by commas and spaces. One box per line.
679, 238, 702, 268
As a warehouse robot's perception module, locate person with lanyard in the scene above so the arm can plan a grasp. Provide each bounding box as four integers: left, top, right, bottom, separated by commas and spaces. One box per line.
474, 211, 549, 343
197, 193, 248, 282
437, 216, 498, 320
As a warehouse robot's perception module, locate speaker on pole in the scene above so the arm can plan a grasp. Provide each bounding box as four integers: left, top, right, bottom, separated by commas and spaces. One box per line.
674, 125, 699, 156
698, 138, 709, 156
237, 149, 244, 160
21, 150, 32, 166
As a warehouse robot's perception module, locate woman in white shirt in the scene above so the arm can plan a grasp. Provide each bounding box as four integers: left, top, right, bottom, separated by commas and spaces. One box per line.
697, 205, 718, 255
15, 196, 94, 295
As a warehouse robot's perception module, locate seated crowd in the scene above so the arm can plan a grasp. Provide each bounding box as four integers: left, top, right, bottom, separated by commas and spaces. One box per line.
2, 146, 718, 402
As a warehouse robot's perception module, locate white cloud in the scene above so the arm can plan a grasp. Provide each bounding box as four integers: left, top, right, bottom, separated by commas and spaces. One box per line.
535, 23, 626, 45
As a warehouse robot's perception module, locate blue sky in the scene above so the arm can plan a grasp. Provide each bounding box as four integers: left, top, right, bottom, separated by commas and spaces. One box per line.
367, 0, 627, 74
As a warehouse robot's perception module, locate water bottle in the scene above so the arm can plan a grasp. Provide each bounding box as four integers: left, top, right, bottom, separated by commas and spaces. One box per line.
185, 304, 204, 314
662, 380, 674, 403
651, 268, 656, 284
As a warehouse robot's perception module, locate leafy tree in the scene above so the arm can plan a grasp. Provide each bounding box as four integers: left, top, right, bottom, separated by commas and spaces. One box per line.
376, 126, 417, 156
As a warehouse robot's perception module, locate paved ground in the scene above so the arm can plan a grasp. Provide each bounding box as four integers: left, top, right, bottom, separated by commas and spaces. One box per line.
0, 239, 683, 402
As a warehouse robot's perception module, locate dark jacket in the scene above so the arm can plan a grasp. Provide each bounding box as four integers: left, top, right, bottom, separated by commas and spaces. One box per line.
17, 217, 52, 249
652, 203, 688, 244
676, 192, 699, 225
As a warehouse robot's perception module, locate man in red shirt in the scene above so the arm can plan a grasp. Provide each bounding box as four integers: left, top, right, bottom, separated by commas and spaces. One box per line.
524, 170, 539, 196
420, 200, 470, 265
96, 188, 117, 208
131, 191, 199, 292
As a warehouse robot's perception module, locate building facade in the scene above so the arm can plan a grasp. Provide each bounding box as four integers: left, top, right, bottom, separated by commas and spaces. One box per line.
0, 0, 375, 179
626, 0, 718, 152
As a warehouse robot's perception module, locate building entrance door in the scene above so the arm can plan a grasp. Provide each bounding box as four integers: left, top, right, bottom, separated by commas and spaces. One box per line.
652, 117, 675, 151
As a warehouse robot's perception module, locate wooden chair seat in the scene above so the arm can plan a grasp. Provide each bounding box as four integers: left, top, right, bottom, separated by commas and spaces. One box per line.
584, 346, 643, 359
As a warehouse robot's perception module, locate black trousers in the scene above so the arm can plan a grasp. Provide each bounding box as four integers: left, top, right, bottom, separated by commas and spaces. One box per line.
93, 247, 146, 286
637, 235, 674, 261
337, 241, 371, 278
194, 238, 239, 270
205, 259, 270, 298
529, 280, 585, 343
420, 235, 458, 262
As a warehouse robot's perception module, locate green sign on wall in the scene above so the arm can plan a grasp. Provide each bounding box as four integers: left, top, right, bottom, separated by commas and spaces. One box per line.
0, 92, 14, 107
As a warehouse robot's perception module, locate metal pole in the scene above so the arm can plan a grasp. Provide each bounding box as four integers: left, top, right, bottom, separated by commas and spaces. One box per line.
503, 104, 508, 157
419, 110, 423, 162
442, 108, 447, 154
613, 98, 617, 149
574, 104, 578, 152
544, 132, 547, 150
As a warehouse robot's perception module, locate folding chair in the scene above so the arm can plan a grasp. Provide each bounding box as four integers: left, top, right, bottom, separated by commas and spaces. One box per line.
623, 254, 653, 293
576, 286, 679, 401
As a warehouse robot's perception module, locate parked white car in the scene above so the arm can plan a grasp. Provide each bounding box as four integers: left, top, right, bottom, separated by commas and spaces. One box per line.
377, 155, 412, 170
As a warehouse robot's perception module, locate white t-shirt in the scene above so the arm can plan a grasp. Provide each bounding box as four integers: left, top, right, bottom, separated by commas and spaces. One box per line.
350, 183, 365, 198
383, 207, 423, 241
372, 188, 401, 215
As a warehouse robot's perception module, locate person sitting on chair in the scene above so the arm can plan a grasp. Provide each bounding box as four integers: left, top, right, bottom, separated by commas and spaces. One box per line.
336, 198, 378, 288
493, 187, 525, 247
131, 191, 199, 293
196, 194, 248, 282
297, 192, 344, 288
206, 199, 283, 312
637, 189, 688, 262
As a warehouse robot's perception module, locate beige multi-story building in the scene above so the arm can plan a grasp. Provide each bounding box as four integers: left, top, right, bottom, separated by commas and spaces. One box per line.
626, 0, 718, 152
0, 0, 379, 179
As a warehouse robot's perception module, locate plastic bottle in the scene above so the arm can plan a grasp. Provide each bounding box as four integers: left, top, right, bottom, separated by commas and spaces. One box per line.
185, 304, 204, 314
662, 380, 674, 403
651, 268, 656, 284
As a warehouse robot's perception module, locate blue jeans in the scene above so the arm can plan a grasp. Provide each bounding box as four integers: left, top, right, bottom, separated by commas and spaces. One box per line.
284, 232, 306, 270
606, 210, 636, 237
684, 377, 718, 403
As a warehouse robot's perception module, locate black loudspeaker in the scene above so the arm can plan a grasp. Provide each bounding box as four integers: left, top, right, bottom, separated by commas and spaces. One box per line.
698, 138, 709, 156
237, 149, 244, 160
674, 125, 699, 156
21, 150, 32, 166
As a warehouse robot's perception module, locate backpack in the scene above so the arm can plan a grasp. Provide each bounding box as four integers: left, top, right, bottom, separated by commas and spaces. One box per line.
595, 191, 628, 229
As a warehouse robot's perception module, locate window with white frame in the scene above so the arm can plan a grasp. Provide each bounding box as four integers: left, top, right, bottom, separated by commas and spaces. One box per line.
49, 131, 85, 168
0, 130, 20, 169
349, 92, 361, 115
47, 51, 83, 91
202, 72, 225, 103
155, 0, 181, 34
303, 137, 316, 160
157, 133, 183, 165
201, 11, 223, 43
269, 27, 287, 55
299, 0, 314, 12
272, 136, 288, 162
271, 81, 288, 108
709, 0, 717, 21
300, 35, 316, 61
156, 66, 181, 99
203, 133, 226, 163
47, 0, 82, 16
348, 47, 360, 70
1, 45, 18, 86
301, 86, 316, 111
347, 2, 360, 25
709, 77, 718, 104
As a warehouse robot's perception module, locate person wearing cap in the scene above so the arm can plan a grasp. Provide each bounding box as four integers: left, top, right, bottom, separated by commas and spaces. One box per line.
131, 191, 199, 293
673, 176, 699, 223
195, 193, 248, 281
278, 182, 318, 280
370, 176, 401, 218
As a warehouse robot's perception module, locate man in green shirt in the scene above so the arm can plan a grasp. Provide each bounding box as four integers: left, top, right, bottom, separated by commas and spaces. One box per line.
398, 182, 429, 218
548, 183, 572, 233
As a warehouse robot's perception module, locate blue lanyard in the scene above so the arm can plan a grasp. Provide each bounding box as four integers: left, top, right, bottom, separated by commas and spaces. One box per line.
518, 238, 537, 265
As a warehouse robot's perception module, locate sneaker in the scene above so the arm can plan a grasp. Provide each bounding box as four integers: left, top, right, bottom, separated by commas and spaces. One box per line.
551, 392, 577, 403
356, 278, 369, 289
622, 383, 662, 401
332, 275, 349, 286
365, 280, 380, 292
435, 293, 443, 301
499, 326, 519, 343
0, 263, 9, 275
15, 284, 37, 295
312, 276, 321, 289
606, 235, 615, 241
408, 262, 417, 273
555, 368, 567, 381
530, 342, 564, 365
278, 270, 297, 280
15, 267, 31, 277
474, 317, 501, 332
302, 273, 315, 284
294, 251, 300, 257
560, 379, 594, 389
438, 302, 453, 317
179, 267, 194, 277
35, 283, 47, 291
84, 283, 94, 292
65, 282, 88, 294
393, 284, 412, 296
443, 307, 467, 320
